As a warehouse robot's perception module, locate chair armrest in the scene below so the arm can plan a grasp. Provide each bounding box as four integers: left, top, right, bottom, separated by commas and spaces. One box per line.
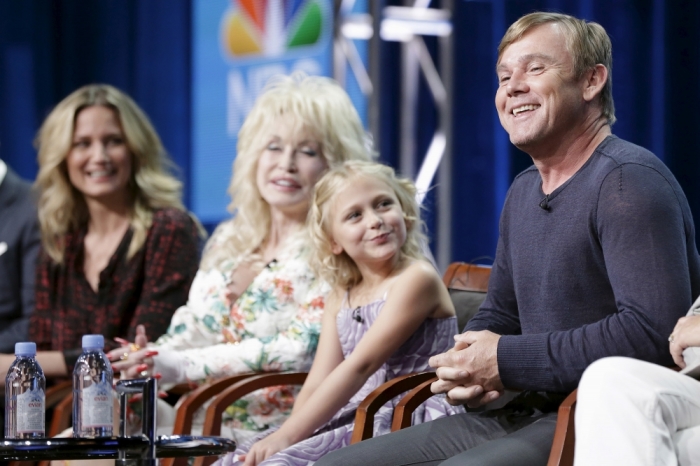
202, 372, 308, 436
195, 372, 307, 466
350, 372, 436, 445
171, 373, 256, 436
391, 376, 439, 431
546, 389, 577, 466
48, 391, 74, 438
167, 382, 197, 396
45, 379, 73, 407
160, 373, 257, 466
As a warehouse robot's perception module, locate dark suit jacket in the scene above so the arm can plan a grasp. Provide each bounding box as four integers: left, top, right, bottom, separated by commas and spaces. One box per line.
0, 167, 40, 353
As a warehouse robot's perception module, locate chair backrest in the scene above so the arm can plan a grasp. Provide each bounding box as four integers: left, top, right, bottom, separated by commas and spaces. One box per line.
442, 262, 491, 333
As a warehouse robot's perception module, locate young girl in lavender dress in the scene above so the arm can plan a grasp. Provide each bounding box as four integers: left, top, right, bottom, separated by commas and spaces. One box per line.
221, 160, 464, 466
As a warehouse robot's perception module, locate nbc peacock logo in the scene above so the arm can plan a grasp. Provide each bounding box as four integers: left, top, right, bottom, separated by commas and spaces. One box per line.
221, 0, 325, 58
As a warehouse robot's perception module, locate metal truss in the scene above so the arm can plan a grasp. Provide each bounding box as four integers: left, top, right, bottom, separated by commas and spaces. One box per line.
334, 0, 455, 271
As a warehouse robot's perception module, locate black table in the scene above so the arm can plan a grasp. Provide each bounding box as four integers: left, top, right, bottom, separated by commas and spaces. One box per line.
1, 378, 235, 464
0, 435, 236, 461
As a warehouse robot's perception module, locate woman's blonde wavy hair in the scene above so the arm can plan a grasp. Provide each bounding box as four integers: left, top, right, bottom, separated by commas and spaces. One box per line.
309, 160, 427, 290
35, 84, 194, 263
200, 72, 373, 271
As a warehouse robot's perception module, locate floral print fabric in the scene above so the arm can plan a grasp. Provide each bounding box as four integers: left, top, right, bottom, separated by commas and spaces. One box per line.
154, 220, 329, 438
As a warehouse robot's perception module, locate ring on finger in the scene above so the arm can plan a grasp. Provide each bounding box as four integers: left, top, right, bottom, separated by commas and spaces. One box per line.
139, 370, 149, 378
130, 343, 141, 352
669, 334, 675, 343
120, 352, 129, 361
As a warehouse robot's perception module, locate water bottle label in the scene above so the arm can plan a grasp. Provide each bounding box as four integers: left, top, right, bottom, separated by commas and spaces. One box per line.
81, 380, 113, 428
16, 387, 44, 434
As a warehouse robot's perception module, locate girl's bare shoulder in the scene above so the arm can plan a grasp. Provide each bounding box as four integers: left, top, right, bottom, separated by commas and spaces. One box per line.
394, 260, 454, 318
398, 259, 443, 287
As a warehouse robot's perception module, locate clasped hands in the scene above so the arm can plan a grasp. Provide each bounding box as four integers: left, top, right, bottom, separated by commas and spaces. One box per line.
429, 330, 504, 408
107, 325, 159, 380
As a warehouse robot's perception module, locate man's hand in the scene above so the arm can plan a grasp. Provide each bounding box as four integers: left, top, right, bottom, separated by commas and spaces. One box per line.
670, 315, 700, 368
429, 330, 504, 408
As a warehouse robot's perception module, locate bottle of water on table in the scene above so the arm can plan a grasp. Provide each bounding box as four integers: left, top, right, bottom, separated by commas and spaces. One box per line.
4, 342, 46, 438
73, 334, 113, 437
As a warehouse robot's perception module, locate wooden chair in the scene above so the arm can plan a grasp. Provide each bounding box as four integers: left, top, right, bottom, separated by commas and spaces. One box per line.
546, 389, 577, 466
389, 381, 577, 466
192, 372, 307, 466
156, 375, 257, 466
191, 371, 439, 466
441, 262, 491, 332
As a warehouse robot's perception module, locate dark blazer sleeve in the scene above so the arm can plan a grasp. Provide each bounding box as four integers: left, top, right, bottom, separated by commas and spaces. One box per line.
0, 170, 40, 353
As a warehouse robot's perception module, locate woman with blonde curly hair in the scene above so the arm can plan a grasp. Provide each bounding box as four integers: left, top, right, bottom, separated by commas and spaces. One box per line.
0, 84, 202, 379
110, 73, 373, 441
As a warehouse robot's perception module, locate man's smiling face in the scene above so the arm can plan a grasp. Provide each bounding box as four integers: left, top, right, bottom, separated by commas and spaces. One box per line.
495, 23, 588, 154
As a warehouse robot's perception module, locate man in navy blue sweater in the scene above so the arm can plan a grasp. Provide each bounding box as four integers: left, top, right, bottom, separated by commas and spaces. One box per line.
318, 11, 700, 466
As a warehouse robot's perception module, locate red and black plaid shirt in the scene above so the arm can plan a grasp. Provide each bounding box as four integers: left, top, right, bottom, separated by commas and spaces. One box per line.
30, 208, 200, 368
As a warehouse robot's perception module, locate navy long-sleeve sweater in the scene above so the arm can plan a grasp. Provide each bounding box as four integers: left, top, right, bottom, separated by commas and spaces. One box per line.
466, 136, 700, 393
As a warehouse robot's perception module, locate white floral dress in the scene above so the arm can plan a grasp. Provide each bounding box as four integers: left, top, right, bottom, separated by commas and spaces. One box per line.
154, 220, 329, 440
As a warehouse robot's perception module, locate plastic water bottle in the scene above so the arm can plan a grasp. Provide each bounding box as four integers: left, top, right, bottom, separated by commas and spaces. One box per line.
4, 342, 46, 438
73, 334, 114, 437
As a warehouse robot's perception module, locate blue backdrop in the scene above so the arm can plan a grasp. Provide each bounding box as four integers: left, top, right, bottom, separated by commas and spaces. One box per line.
191, 0, 335, 224
1, 0, 698, 266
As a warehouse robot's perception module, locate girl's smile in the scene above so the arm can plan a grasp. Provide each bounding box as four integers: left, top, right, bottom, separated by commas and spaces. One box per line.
329, 174, 407, 266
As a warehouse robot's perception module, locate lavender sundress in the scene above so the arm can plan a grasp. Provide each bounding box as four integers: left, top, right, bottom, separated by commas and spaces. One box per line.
217, 296, 462, 466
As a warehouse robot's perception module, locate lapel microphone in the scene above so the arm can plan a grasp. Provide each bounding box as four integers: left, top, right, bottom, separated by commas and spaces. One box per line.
352, 307, 363, 323
539, 195, 551, 212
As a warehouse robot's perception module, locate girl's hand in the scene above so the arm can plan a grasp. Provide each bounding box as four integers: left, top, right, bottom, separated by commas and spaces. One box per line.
670, 315, 700, 367
240, 431, 293, 466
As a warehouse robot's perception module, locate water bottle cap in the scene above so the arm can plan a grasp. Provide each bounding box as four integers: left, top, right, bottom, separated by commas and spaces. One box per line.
15, 342, 37, 356
82, 334, 104, 349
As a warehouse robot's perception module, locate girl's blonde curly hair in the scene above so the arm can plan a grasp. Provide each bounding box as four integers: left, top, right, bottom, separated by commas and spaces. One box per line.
309, 160, 427, 290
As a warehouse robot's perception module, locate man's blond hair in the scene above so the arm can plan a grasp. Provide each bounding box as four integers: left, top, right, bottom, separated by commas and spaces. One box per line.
498, 11, 615, 125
